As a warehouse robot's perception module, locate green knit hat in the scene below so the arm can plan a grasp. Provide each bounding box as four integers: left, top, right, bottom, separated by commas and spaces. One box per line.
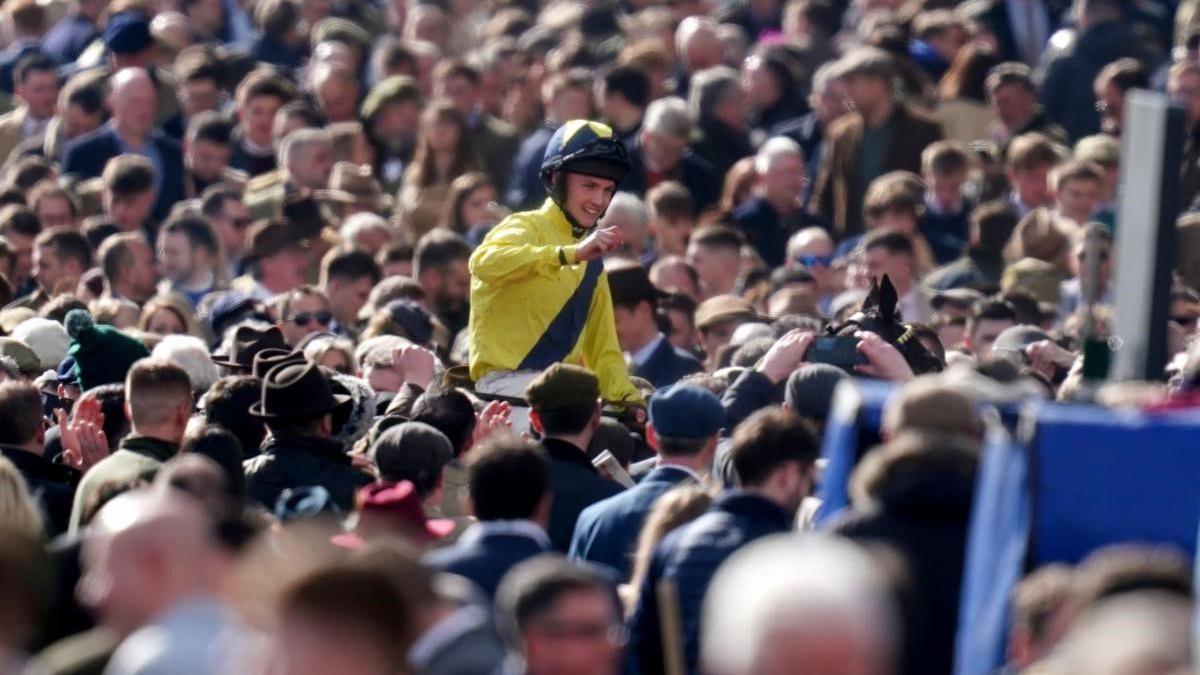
65, 309, 150, 392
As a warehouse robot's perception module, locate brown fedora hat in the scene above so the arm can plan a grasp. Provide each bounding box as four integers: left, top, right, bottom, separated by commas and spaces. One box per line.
212, 325, 288, 369
317, 162, 394, 212
250, 362, 349, 418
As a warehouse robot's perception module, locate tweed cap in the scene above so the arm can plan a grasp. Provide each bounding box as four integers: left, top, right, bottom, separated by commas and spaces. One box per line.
525, 363, 600, 411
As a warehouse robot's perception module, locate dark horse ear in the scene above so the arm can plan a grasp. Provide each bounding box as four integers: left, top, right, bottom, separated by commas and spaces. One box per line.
861, 276, 880, 311
878, 274, 898, 323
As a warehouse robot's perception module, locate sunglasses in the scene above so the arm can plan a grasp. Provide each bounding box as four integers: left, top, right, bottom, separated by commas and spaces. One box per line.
1170, 315, 1196, 327
233, 217, 253, 229
290, 311, 332, 327
794, 254, 833, 268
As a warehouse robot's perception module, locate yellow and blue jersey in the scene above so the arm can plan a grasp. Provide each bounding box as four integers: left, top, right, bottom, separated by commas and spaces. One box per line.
468, 198, 641, 404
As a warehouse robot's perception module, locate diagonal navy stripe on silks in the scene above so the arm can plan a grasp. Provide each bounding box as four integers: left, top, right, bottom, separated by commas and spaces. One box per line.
519, 258, 604, 371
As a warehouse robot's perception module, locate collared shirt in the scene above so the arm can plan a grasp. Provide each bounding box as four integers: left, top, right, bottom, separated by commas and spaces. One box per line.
629, 332, 666, 368
455, 518, 552, 550
924, 191, 963, 216
112, 121, 163, 192
21, 113, 48, 140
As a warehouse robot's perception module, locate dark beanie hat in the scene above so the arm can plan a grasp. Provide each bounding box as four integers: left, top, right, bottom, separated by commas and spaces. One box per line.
65, 309, 150, 391
784, 363, 849, 422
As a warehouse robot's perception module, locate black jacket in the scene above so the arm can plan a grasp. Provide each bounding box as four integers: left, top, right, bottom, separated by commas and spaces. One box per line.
831, 441, 978, 675
633, 337, 703, 390
1039, 21, 1163, 141
541, 438, 623, 552
690, 118, 756, 185
732, 195, 829, 268
244, 433, 372, 513
0, 445, 78, 536
629, 491, 794, 675
622, 138, 719, 213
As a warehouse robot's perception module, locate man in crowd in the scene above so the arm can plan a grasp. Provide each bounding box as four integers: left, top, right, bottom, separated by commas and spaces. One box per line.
70, 359, 192, 532
414, 229, 471, 336
813, 47, 944, 237
98, 232, 158, 305
624, 96, 718, 212
200, 185, 251, 279
734, 137, 825, 268
244, 362, 372, 510
11, 227, 90, 311
0, 380, 78, 534
156, 213, 224, 307
0, 54, 58, 164
424, 434, 553, 600
320, 247, 381, 339
607, 262, 702, 389
246, 128, 334, 220
79, 488, 238, 675
630, 408, 820, 675
62, 68, 185, 223
525, 364, 623, 552
570, 383, 721, 579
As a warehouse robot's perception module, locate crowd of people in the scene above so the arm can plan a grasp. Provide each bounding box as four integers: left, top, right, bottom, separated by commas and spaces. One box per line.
0, 0, 1198, 671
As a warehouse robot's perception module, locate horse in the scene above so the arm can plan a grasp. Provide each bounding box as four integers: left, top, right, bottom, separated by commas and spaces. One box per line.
827, 274, 944, 376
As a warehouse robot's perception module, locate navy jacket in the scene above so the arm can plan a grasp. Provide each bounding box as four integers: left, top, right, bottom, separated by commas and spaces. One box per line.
732, 196, 828, 269
424, 522, 551, 601
629, 491, 794, 675
919, 208, 970, 265
633, 337, 702, 390
0, 445, 78, 537
42, 14, 98, 65
622, 139, 719, 213
0, 41, 43, 94
61, 126, 186, 224
506, 124, 556, 211
569, 465, 698, 580
542, 438, 624, 552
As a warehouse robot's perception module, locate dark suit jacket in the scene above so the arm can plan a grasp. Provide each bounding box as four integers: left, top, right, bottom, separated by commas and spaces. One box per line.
506, 123, 555, 211
622, 137, 720, 213
61, 126, 186, 223
633, 336, 703, 390
568, 465, 697, 580
811, 104, 944, 238
542, 438, 624, 552
0, 445, 78, 537
423, 523, 551, 601
732, 195, 829, 268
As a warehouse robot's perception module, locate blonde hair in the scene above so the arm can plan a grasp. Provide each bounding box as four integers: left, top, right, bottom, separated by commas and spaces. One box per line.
622, 484, 713, 615
0, 457, 43, 540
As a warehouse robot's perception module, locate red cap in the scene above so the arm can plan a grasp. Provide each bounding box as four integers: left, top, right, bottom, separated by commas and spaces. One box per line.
350, 481, 456, 542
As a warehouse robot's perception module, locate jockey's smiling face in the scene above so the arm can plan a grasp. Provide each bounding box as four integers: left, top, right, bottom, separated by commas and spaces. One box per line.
563, 173, 617, 230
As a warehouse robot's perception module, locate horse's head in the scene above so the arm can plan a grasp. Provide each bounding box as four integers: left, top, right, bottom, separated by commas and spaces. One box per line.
828, 275, 943, 375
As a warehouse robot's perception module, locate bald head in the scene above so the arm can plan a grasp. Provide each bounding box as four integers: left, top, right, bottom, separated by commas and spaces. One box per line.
703, 535, 896, 675
80, 487, 218, 636
109, 67, 157, 142
677, 17, 723, 73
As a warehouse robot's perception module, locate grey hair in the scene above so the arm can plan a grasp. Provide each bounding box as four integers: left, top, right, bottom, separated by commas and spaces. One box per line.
643, 96, 692, 140
702, 534, 897, 675
754, 136, 804, 175
599, 192, 649, 230
811, 60, 841, 96
341, 212, 393, 248
151, 335, 220, 394
279, 127, 332, 170
688, 66, 741, 121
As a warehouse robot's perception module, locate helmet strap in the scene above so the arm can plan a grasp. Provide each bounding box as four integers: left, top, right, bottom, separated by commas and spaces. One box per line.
543, 170, 590, 239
